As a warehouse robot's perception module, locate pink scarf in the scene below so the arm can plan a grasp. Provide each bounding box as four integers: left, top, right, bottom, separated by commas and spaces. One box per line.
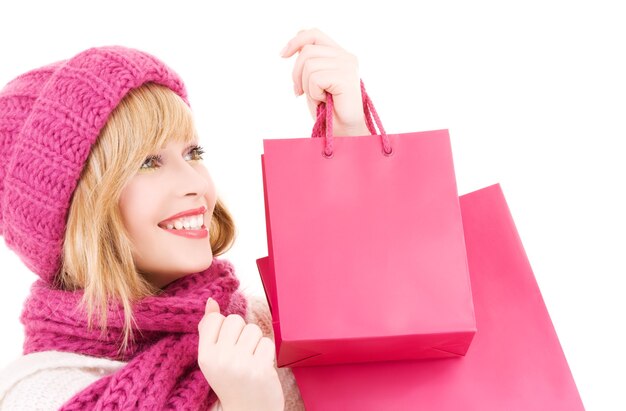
19, 257, 247, 410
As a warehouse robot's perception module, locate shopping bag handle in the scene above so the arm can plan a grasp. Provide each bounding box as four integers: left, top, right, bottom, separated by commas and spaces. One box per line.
311, 79, 392, 157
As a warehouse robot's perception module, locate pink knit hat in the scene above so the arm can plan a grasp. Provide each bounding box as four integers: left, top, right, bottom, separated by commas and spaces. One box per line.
0, 46, 189, 284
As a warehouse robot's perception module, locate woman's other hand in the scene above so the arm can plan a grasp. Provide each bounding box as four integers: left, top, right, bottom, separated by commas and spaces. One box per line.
198, 298, 284, 411
280, 27, 370, 137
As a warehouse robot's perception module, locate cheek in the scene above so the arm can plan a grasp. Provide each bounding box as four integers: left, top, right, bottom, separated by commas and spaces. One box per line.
119, 179, 159, 240
119, 178, 166, 273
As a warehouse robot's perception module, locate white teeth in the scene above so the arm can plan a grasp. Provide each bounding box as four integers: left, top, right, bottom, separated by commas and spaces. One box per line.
162, 214, 204, 230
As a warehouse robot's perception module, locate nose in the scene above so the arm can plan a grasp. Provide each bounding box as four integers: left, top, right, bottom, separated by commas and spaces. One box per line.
170, 157, 212, 198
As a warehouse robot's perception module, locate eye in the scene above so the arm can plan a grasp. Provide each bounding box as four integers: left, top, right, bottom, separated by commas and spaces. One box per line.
185, 145, 205, 161
140, 154, 163, 170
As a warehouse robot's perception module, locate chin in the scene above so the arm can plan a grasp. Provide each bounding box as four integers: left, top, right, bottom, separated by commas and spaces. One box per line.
180, 255, 213, 274
138, 255, 212, 288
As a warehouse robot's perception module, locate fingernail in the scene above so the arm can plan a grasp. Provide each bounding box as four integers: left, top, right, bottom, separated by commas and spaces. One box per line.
280, 45, 289, 57
293, 84, 300, 96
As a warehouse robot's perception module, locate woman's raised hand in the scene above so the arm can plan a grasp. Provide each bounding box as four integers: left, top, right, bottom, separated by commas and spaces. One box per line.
198, 298, 284, 411
280, 27, 370, 137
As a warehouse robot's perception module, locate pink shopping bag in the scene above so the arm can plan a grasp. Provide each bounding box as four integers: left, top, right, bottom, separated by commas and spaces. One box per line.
281, 184, 585, 410
257, 80, 476, 367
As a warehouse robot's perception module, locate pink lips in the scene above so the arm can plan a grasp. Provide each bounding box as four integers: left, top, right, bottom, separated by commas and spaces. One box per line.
158, 205, 209, 239
161, 226, 208, 239
158, 205, 207, 226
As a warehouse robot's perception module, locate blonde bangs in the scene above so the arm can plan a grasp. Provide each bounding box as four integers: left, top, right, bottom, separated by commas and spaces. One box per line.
103, 82, 199, 186
126, 82, 198, 154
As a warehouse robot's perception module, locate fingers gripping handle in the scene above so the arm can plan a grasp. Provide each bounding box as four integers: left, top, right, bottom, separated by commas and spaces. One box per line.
311, 79, 392, 157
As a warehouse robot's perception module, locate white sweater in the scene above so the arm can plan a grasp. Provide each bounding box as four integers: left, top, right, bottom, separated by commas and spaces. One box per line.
0, 295, 304, 411
0, 350, 128, 410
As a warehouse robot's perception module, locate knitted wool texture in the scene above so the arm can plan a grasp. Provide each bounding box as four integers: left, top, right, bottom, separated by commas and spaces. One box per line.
0, 45, 187, 284
20, 257, 247, 410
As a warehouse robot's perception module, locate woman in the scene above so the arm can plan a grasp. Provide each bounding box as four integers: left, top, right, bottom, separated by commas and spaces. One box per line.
0, 28, 369, 410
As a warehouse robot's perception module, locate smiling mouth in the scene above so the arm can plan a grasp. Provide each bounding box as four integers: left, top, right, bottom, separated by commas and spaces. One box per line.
159, 223, 208, 239
159, 224, 207, 231
158, 206, 208, 227
157, 219, 205, 230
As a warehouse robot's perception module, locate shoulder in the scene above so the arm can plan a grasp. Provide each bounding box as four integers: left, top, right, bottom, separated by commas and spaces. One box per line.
0, 350, 126, 410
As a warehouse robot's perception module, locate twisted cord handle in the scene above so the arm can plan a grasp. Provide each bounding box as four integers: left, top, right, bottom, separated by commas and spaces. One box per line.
311, 79, 392, 157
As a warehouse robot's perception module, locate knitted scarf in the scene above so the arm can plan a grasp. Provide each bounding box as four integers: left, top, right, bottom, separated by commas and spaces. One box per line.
19, 257, 247, 410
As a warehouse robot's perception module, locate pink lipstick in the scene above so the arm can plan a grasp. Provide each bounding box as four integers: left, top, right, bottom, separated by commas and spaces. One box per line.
160, 226, 208, 239
158, 205, 208, 239
159, 205, 207, 226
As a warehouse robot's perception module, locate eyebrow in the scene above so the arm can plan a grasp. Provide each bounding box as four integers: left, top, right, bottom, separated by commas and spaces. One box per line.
155, 141, 199, 152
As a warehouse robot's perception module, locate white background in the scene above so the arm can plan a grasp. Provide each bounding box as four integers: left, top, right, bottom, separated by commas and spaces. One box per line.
1, 1, 624, 409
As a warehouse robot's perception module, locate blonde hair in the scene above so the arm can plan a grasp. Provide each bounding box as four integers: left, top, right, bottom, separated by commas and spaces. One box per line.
56, 82, 236, 355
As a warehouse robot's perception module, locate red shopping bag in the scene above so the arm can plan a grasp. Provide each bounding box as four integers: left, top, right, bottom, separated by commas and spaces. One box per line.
257, 80, 476, 367
282, 184, 585, 410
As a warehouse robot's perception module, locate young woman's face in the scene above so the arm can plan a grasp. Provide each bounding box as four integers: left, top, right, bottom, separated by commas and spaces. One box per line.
119, 139, 216, 288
